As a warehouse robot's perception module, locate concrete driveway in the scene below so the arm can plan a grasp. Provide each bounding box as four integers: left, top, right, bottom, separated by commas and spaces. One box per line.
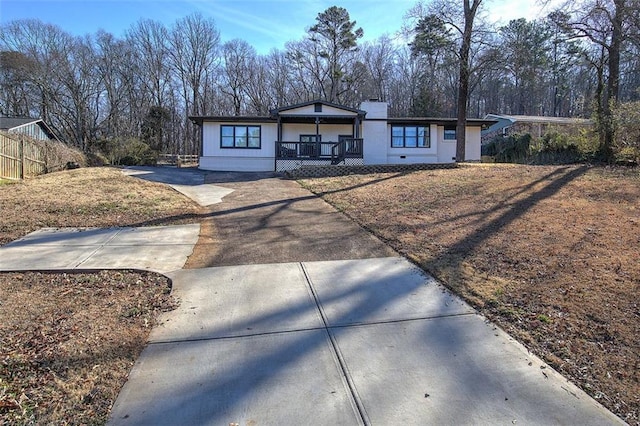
108, 167, 622, 425
109, 258, 621, 425
0, 166, 624, 425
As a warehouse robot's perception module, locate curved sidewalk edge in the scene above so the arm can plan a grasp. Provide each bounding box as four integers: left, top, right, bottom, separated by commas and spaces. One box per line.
0, 224, 201, 274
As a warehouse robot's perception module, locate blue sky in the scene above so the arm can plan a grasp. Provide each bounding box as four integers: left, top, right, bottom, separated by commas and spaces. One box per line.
0, 0, 556, 54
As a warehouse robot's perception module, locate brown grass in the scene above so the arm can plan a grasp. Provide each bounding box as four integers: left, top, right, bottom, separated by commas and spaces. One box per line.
0, 167, 200, 424
300, 164, 640, 425
0, 167, 200, 246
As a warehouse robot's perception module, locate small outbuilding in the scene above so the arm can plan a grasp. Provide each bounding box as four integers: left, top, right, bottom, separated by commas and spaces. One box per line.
190, 100, 495, 172
482, 114, 592, 143
0, 117, 61, 142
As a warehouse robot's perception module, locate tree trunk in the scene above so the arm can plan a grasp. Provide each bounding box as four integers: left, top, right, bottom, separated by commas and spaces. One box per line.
601, 0, 624, 161
456, 0, 482, 162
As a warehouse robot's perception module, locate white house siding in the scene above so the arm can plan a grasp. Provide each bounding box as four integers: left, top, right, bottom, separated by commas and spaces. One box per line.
437, 126, 456, 163
362, 119, 387, 164
359, 101, 387, 119
436, 125, 482, 162
386, 123, 439, 164
200, 121, 278, 172
465, 127, 481, 161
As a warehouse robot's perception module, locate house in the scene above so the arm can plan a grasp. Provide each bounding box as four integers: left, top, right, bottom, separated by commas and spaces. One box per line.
189, 100, 496, 172
0, 117, 61, 143
482, 114, 592, 143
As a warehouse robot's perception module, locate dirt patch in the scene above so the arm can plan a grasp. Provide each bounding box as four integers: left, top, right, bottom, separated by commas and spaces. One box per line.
300, 164, 640, 425
0, 270, 177, 424
0, 167, 200, 246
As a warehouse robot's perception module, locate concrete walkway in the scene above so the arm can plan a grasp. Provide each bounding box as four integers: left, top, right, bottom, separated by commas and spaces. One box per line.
122, 166, 234, 206
0, 167, 624, 425
0, 224, 200, 273
109, 258, 621, 425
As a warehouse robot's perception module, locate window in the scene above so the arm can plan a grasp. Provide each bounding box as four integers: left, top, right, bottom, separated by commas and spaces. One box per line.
391, 125, 430, 148
220, 125, 261, 148
444, 126, 457, 140
314, 103, 323, 112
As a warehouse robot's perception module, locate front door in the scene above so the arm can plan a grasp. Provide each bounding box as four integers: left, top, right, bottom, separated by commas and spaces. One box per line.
300, 134, 320, 157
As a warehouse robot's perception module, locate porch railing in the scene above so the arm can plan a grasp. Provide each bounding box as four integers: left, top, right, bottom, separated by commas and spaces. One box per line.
330, 138, 363, 164
276, 138, 363, 165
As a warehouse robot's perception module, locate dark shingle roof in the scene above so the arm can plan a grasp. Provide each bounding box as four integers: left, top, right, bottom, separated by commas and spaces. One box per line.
0, 117, 41, 130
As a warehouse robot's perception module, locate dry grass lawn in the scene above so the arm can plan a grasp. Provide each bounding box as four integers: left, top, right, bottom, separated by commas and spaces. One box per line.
0, 167, 200, 424
300, 164, 640, 425
0, 167, 200, 245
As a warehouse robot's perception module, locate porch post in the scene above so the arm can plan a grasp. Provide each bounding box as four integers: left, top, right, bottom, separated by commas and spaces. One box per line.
315, 117, 320, 158
277, 116, 282, 141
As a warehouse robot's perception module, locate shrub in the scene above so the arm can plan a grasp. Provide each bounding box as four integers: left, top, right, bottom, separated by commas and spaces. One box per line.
93, 137, 158, 166
612, 101, 640, 165
482, 134, 532, 163
482, 128, 602, 165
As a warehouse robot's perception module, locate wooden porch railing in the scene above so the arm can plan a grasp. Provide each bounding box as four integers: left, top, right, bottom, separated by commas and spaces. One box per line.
276, 139, 363, 165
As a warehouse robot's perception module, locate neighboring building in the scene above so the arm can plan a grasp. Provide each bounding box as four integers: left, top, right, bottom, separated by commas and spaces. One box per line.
482, 114, 592, 143
190, 100, 496, 172
0, 117, 61, 142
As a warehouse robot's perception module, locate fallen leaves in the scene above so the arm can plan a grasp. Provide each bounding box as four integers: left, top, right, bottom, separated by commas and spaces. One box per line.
0, 270, 177, 424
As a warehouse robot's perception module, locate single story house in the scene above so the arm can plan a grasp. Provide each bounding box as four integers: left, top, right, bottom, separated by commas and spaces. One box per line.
482, 114, 592, 143
0, 117, 61, 142
190, 100, 496, 172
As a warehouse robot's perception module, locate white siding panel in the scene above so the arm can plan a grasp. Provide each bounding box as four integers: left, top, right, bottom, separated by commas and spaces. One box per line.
437, 125, 456, 163
465, 126, 481, 161
436, 125, 482, 162
362, 120, 388, 164
359, 101, 388, 119
199, 156, 274, 172
203, 122, 276, 157
387, 154, 439, 164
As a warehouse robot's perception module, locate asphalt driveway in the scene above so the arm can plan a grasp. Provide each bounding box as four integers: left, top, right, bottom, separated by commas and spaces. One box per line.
124, 166, 397, 266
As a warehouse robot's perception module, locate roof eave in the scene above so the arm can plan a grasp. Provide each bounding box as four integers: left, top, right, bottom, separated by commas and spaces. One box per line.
189, 116, 275, 125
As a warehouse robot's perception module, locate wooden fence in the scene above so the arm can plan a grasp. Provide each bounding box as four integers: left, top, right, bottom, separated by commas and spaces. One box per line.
0, 133, 47, 179
157, 154, 199, 168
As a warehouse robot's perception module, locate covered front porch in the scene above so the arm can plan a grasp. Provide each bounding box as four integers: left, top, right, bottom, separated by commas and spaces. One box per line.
273, 101, 365, 172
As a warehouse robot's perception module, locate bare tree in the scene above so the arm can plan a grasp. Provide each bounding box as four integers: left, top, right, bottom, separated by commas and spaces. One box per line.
0, 50, 39, 116
358, 36, 397, 102
126, 20, 171, 113
168, 13, 220, 153
408, 0, 487, 160
0, 19, 70, 128
220, 39, 255, 115
553, 0, 640, 159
